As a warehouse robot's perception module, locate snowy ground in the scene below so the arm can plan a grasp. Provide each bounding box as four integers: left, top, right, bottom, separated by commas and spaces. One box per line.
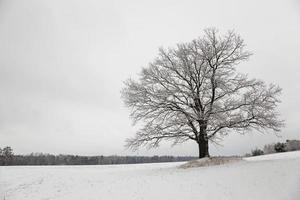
1, 151, 300, 200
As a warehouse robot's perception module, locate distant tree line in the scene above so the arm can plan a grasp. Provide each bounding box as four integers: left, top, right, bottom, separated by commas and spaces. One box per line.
0, 147, 196, 166
249, 139, 300, 156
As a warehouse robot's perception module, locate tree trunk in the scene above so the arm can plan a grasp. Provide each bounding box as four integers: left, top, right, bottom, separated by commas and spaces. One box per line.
198, 120, 210, 158
198, 139, 209, 158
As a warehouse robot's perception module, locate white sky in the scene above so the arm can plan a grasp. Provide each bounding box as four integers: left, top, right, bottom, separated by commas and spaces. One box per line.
0, 0, 299, 156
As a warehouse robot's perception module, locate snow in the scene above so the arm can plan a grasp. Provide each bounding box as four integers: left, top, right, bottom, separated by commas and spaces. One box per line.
1, 151, 300, 200
244, 150, 300, 161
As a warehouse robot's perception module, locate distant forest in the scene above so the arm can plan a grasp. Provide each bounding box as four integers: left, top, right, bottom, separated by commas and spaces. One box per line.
2, 140, 299, 166
0, 147, 196, 166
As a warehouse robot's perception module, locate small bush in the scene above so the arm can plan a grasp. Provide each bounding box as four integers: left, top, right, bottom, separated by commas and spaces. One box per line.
251, 148, 264, 156
263, 143, 276, 154
274, 142, 286, 152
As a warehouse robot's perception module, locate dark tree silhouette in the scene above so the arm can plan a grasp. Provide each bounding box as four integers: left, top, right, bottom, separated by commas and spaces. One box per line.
0, 146, 14, 165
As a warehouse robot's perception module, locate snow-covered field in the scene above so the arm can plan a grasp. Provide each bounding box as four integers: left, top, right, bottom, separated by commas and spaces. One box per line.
1, 151, 300, 200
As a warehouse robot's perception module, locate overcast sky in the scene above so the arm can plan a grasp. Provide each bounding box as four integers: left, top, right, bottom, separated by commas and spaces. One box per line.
0, 0, 299, 156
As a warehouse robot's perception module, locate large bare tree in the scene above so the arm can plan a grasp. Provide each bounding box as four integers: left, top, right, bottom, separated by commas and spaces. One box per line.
121, 28, 284, 158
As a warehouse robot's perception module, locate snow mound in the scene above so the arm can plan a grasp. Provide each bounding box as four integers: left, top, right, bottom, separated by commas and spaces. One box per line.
179, 156, 242, 169
244, 150, 300, 161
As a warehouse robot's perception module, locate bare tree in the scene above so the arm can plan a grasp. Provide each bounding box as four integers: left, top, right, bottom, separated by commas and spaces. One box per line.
121, 28, 284, 158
